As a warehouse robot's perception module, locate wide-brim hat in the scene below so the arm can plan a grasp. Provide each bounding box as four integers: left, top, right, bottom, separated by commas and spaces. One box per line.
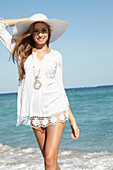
12, 13, 68, 43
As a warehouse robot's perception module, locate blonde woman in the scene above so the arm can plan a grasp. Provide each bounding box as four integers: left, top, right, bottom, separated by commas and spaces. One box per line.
0, 13, 79, 170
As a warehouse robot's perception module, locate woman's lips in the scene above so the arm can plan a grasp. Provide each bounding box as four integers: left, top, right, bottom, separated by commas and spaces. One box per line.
37, 37, 44, 42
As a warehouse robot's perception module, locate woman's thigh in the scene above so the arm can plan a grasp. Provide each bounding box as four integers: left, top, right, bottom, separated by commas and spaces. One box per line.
45, 122, 66, 158
32, 122, 66, 158
32, 127, 46, 157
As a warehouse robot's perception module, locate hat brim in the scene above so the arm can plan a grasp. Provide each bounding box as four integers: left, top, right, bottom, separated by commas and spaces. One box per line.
12, 19, 68, 43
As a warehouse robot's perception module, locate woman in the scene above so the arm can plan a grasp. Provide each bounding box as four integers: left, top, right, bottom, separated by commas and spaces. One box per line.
0, 13, 79, 170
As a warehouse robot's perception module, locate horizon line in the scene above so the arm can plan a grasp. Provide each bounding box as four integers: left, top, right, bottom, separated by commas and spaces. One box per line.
0, 84, 113, 95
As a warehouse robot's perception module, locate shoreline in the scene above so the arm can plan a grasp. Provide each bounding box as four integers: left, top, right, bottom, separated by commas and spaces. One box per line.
0, 143, 113, 170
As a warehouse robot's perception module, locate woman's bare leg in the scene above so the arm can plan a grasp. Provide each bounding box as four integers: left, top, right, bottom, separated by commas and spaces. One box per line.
33, 127, 60, 169
32, 122, 66, 170
32, 127, 46, 157
45, 122, 66, 170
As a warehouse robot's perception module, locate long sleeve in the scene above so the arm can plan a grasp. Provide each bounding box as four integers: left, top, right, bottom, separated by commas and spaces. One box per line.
0, 21, 15, 53
16, 78, 25, 126
0, 21, 25, 125
55, 51, 69, 106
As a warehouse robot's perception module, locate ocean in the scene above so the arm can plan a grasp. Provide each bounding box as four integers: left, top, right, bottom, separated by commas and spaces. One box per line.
0, 85, 113, 170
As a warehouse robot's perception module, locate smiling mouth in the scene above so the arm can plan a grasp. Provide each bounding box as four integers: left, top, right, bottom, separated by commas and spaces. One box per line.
37, 37, 44, 42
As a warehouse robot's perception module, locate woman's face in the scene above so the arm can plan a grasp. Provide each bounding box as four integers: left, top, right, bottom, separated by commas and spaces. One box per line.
33, 22, 49, 47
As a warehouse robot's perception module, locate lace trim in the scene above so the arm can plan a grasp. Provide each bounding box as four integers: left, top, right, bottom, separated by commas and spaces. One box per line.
30, 111, 67, 128
16, 111, 68, 129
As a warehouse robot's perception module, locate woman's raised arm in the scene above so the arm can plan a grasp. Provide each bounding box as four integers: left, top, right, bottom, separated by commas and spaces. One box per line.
0, 17, 29, 53
0, 18, 29, 27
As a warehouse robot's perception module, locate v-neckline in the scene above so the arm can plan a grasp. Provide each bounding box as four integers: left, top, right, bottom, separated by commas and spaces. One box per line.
33, 49, 52, 62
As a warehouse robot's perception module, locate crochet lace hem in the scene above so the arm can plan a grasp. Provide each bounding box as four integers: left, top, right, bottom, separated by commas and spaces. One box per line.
16, 111, 68, 129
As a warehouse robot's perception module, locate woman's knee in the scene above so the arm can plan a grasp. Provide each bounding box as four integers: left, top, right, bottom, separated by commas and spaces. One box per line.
44, 152, 57, 168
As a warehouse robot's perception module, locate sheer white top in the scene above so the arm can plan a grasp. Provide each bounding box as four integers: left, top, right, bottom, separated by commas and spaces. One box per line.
0, 21, 69, 126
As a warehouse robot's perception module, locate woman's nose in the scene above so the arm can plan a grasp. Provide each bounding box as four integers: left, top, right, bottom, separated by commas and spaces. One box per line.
38, 32, 43, 36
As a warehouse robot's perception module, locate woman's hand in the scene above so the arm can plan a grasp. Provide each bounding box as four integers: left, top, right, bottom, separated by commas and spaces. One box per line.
70, 121, 80, 140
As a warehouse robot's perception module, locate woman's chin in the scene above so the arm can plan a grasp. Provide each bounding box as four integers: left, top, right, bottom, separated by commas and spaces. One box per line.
36, 41, 46, 46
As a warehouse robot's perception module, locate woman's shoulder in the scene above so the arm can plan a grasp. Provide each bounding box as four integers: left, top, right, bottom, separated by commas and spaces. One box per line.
51, 49, 62, 56
50, 49, 62, 64
50, 49, 62, 61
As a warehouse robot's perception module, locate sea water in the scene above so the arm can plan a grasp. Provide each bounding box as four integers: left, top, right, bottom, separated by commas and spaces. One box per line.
0, 85, 113, 170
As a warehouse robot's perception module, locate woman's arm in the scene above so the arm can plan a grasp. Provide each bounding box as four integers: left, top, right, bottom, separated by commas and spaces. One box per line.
0, 18, 29, 27
0, 17, 29, 53
55, 51, 80, 139
55, 51, 69, 105
68, 105, 80, 139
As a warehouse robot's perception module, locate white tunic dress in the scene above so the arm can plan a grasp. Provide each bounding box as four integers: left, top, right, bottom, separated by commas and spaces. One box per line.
0, 21, 69, 129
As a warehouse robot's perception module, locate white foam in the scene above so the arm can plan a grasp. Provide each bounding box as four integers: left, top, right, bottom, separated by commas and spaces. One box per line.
0, 144, 113, 170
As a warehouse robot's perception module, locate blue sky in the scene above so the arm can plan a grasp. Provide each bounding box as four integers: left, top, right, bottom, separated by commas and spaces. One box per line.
0, 0, 113, 93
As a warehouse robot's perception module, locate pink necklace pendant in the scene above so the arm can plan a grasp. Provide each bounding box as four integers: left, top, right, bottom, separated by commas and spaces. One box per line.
34, 77, 42, 90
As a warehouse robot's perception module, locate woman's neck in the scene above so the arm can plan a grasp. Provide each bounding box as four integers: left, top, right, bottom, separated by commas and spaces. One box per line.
33, 44, 50, 54
34, 43, 47, 49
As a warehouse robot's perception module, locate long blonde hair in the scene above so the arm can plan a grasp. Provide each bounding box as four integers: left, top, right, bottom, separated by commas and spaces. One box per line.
12, 21, 51, 80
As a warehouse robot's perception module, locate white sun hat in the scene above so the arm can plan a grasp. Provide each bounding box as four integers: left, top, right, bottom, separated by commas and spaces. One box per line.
12, 13, 68, 43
